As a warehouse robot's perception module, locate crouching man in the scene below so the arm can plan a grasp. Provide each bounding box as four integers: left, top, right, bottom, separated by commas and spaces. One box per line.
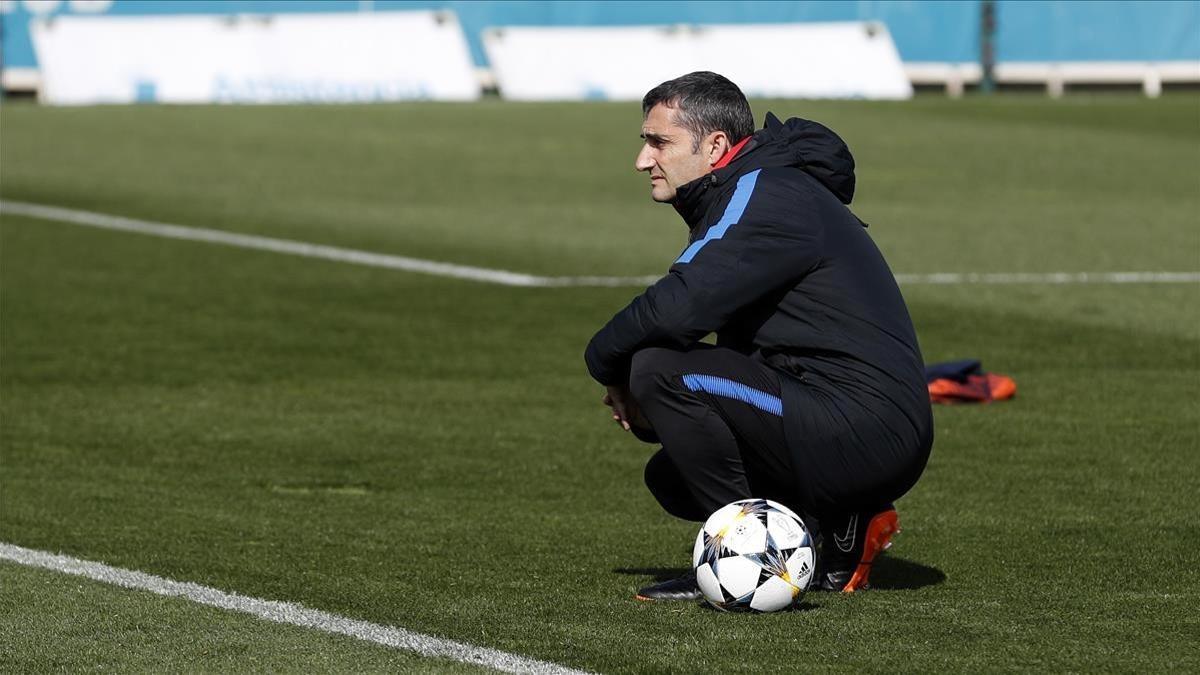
585, 72, 934, 598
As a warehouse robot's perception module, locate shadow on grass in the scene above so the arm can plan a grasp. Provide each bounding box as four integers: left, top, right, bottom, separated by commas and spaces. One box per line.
614, 556, 945, 591
869, 556, 946, 590
614, 567, 692, 583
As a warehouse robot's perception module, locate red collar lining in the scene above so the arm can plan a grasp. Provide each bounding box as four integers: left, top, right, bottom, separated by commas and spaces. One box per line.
712, 136, 752, 170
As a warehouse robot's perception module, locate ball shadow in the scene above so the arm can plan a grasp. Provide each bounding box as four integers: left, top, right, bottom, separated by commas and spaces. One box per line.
614, 556, 946, 592
613, 568, 823, 613
696, 600, 821, 613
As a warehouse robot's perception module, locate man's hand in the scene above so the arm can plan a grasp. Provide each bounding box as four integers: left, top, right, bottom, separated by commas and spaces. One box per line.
603, 385, 645, 432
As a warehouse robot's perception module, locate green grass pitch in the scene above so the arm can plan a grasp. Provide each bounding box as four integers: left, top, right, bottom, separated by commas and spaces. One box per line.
1, 95, 1198, 672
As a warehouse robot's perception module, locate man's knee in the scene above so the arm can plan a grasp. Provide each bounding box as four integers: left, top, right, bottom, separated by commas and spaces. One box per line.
644, 450, 707, 522
628, 347, 679, 403
643, 449, 674, 493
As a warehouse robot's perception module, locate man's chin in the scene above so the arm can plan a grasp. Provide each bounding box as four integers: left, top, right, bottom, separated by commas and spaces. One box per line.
650, 188, 676, 203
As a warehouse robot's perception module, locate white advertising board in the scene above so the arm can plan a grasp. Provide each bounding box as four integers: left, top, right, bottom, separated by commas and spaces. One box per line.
484, 22, 913, 101
31, 11, 480, 104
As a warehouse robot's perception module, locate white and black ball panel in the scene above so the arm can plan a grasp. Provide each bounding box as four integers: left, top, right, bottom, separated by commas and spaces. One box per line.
749, 575, 798, 612
702, 502, 745, 537
695, 562, 723, 603
713, 555, 762, 598
766, 500, 805, 523
692, 528, 706, 567
766, 509, 806, 549
785, 546, 815, 590
722, 512, 768, 556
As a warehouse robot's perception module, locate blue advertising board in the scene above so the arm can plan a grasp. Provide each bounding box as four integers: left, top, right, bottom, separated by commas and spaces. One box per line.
3, 0, 1198, 74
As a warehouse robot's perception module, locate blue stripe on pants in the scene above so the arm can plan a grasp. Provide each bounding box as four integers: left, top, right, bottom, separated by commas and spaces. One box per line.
681, 373, 783, 416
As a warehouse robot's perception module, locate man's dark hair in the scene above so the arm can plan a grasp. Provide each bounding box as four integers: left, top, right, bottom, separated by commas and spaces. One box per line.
642, 71, 755, 151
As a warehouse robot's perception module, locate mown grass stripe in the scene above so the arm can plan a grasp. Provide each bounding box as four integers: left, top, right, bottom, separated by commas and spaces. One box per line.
0, 542, 589, 675
2, 200, 1196, 287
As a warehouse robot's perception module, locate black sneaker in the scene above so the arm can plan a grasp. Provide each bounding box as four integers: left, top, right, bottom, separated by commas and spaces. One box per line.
811, 505, 900, 593
635, 571, 702, 602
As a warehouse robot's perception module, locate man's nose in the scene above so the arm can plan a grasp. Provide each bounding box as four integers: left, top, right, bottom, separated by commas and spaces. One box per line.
634, 146, 655, 172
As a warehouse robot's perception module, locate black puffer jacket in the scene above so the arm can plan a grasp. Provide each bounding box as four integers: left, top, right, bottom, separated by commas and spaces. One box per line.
585, 113, 932, 507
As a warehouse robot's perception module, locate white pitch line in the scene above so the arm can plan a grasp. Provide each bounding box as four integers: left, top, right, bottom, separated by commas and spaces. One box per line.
0, 200, 655, 288
2, 200, 1197, 287
0, 542, 588, 675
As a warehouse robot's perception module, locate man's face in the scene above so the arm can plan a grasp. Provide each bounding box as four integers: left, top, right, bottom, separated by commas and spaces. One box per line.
635, 104, 724, 203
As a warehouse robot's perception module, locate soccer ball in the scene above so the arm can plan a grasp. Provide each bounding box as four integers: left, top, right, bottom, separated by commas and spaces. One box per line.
692, 498, 815, 612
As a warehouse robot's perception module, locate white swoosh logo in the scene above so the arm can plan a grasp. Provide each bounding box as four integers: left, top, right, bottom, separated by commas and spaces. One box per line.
833, 514, 858, 553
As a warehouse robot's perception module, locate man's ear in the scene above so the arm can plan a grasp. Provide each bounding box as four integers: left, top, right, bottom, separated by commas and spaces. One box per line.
705, 131, 732, 167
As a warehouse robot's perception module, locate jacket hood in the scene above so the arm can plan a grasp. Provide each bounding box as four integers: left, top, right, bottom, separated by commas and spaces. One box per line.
673, 112, 857, 227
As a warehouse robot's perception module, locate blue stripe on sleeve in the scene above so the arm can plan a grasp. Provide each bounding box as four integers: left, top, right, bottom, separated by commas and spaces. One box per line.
675, 169, 762, 264
681, 373, 783, 416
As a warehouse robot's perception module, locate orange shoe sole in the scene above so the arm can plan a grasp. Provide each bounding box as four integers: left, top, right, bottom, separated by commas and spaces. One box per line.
842, 509, 900, 593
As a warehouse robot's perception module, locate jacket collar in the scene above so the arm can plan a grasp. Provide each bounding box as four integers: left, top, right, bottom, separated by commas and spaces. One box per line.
671, 135, 756, 228
670, 111, 859, 228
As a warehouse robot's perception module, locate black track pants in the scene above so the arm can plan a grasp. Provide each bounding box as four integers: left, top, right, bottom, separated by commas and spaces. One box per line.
627, 345, 804, 522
